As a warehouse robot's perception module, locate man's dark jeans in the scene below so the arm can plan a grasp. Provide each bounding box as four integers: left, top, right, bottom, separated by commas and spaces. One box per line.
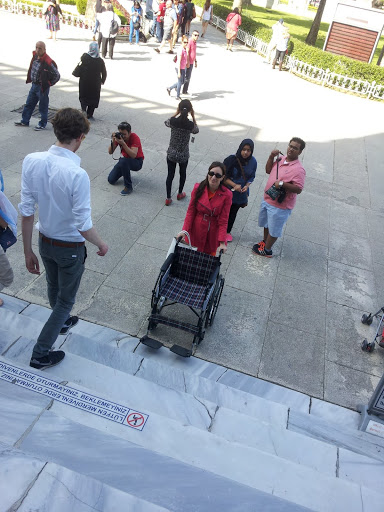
182, 65, 193, 94
22, 83, 50, 128
108, 157, 143, 190
32, 238, 86, 358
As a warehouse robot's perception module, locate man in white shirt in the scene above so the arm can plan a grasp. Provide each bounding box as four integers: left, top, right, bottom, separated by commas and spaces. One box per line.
19, 108, 108, 370
98, 1, 121, 59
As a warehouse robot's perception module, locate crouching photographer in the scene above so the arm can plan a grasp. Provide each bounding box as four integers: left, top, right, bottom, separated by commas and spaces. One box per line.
107, 122, 144, 196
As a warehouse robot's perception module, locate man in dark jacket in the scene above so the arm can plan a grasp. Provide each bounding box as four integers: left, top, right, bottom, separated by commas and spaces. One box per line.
15, 41, 60, 131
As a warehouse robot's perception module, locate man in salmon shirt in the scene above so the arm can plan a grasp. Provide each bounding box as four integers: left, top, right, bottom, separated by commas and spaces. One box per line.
252, 137, 306, 258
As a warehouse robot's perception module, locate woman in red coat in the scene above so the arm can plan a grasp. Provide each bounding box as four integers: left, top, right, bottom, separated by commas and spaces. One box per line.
179, 162, 232, 255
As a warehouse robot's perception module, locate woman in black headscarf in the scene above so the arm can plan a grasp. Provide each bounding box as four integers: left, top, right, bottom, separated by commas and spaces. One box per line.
223, 139, 257, 242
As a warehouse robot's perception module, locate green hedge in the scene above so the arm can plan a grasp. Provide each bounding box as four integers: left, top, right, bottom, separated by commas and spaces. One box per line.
76, 0, 86, 15
115, 8, 127, 25
196, 0, 384, 86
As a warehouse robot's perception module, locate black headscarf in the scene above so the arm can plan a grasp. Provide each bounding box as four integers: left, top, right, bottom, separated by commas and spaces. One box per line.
224, 139, 254, 179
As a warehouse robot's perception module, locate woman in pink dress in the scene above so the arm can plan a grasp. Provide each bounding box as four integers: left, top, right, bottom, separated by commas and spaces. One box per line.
225, 7, 241, 51
167, 35, 189, 100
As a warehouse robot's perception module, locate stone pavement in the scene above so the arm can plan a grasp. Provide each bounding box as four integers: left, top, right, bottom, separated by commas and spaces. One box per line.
0, 9, 383, 411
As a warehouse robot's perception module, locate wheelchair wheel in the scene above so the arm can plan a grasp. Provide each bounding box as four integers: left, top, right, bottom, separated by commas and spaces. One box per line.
361, 338, 375, 352
208, 277, 225, 327
361, 314, 373, 326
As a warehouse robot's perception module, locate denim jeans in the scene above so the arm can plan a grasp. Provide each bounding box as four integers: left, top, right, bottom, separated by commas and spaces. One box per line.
93, 18, 100, 34
169, 68, 186, 98
108, 157, 143, 189
156, 20, 164, 42
32, 238, 86, 358
22, 83, 50, 128
129, 20, 140, 43
182, 65, 193, 93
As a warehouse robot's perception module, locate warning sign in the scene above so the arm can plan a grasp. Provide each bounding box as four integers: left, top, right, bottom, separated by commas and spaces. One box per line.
0, 360, 148, 431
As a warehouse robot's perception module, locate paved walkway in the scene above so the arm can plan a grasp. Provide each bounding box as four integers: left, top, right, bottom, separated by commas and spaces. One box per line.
1, 9, 384, 410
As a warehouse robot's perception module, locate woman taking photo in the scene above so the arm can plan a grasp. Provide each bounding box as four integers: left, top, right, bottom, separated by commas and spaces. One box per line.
224, 139, 257, 242
74, 42, 107, 120
225, 7, 241, 51
164, 99, 199, 206
130, 1, 143, 45
167, 35, 189, 100
179, 162, 232, 255
200, 0, 213, 38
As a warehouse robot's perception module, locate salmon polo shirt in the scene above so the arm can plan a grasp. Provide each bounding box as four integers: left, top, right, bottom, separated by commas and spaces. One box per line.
264, 156, 306, 210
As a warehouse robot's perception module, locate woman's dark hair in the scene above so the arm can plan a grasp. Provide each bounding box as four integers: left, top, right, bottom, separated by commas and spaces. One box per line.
134, 0, 140, 7
194, 162, 226, 206
118, 121, 131, 133
204, 0, 211, 10
52, 108, 90, 143
233, 7, 239, 13
178, 99, 192, 120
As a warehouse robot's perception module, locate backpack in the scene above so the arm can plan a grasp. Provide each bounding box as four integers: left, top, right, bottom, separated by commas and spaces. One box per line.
110, 14, 119, 36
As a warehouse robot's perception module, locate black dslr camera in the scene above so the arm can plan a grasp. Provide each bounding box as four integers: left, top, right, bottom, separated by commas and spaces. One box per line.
115, 132, 123, 139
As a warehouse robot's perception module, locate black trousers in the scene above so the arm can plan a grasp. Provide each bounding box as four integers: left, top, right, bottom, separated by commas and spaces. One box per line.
166, 158, 188, 198
101, 36, 116, 58
80, 102, 95, 119
227, 203, 243, 233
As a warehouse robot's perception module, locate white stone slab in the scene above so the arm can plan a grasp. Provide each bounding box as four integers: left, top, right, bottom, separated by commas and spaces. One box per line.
288, 410, 384, 462
0, 293, 29, 313
211, 408, 337, 475
21, 410, 367, 512
338, 448, 384, 493
20, 411, 312, 512
0, 328, 19, 355
0, 448, 45, 511
310, 398, 360, 430
0, 309, 43, 346
18, 462, 171, 512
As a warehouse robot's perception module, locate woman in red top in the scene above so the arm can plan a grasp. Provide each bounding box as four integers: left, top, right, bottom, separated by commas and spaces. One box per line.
226, 7, 241, 51
179, 162, 232, 255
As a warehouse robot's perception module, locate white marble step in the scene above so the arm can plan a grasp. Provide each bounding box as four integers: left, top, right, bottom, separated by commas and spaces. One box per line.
0, 374, 379, 512
0, 443, 170, 512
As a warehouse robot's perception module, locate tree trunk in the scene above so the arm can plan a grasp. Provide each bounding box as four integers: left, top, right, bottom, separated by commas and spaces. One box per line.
232, 0, 243, 13
377, 44, 384, 66
86, 0, 96, 21
305, 0, 327, 46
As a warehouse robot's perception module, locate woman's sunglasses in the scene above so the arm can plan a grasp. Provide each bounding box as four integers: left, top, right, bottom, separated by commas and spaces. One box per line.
208, 171, 223, 179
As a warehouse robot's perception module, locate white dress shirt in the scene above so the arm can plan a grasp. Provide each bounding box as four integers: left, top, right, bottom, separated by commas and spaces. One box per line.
19, 145, 93, 242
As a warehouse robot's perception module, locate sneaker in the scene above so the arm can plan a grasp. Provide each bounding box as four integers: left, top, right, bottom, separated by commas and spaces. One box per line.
30, 350, 65, 370
34, 125, 46, 131
120, 188, 133, 196
177, 192, 186, 200
256, 239, 266, 250
226, 233, 233, 242
167, 50, 174, 54
165, 198, 172, 206
60, 316, 79, 335
15, 121, 29, 127
166, 87, 171, 96
252, 244, 272, 258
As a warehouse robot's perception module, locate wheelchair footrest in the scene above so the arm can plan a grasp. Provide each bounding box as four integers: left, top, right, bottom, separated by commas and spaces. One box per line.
140, 335, 163, 350
170, 345, 192, 358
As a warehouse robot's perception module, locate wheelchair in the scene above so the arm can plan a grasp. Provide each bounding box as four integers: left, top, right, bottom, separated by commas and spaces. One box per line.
140, 238, 225, 357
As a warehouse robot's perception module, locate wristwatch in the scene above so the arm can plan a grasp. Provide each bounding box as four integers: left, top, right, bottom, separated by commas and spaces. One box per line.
279, 180, 284, 188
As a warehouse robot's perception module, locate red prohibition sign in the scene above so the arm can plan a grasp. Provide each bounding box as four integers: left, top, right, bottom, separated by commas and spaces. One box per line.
126, 412, 145, 428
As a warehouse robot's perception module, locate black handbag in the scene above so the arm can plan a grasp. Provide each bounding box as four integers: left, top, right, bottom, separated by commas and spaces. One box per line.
72, 62, 83, 78
0, 226, 17, 252
265, 156, 286, 203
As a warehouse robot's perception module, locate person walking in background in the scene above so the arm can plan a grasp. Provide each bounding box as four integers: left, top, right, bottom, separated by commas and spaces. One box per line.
182, 30, 198, 96
178, 162, 232, 255
19, 108, 108, 370
107, 122, 144, 196
266, 18, 284, 63
272, 25, 290, 71
155, 0, 166, 42
99, 1, 121, 59
130, 1, 143, 45
172, 0, 183, 47
154, 0, 177, 54
14, 41, 60, 131
223, 139, 257, 242
225, 7, 241, 51
200, 0, 212, 38
167, 34, 189, 100
44, 0, 62, 41
0, 189, 17, 307
252, 138, 306, 258
92, 0, 105, 41
184, 0, 195, 36
164, 99, 199, 206
73, 42, 107, 120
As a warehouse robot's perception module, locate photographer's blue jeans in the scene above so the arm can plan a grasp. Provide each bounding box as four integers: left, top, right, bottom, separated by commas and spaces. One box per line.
108, 157, 143, 190
129, 20, 140, 43
32, 238, 86, 359
21, 83, 50, 128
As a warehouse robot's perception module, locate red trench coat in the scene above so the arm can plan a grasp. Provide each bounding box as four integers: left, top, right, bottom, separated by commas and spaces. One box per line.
182, 183, 232, 254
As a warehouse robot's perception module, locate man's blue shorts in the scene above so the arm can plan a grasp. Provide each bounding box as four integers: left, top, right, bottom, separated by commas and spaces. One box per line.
258, 200, 292, 238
